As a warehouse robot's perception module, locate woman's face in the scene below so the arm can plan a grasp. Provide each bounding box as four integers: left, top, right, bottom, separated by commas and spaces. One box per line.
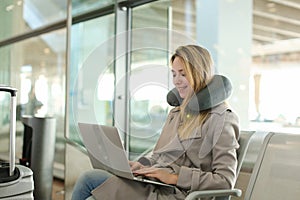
171, 57, 191, 99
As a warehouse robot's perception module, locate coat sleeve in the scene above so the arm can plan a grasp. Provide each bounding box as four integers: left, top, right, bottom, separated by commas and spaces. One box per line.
176, 110, 240, 191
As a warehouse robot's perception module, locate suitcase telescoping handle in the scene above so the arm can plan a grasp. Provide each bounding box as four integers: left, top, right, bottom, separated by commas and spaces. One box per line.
0, 85, 17, 176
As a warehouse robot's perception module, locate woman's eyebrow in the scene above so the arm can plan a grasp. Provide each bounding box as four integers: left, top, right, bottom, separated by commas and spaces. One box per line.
171, 68, 184, 72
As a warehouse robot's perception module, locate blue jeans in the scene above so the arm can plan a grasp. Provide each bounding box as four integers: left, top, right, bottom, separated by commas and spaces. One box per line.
71, 169, 112, 200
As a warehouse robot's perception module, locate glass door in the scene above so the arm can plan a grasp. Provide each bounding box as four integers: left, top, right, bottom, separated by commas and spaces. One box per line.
69, 14, 115, 144
128, 1, 171, 159
127, 0, 199, 159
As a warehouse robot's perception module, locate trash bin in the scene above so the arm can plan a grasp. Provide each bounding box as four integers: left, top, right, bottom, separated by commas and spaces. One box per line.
21, 116, 56, 200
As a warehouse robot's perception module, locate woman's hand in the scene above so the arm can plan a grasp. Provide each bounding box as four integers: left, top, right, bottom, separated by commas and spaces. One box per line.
129, 161, 145, 171
133, 167, 178, 185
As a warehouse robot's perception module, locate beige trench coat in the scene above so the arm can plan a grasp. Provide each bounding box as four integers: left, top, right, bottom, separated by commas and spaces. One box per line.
91, 103, 240, 200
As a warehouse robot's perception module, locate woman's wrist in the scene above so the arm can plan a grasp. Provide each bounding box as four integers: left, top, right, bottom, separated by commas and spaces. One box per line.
170, 174, 178, 185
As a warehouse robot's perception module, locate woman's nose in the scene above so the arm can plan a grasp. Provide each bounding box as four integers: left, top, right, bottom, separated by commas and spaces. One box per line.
173, 75, 182, 84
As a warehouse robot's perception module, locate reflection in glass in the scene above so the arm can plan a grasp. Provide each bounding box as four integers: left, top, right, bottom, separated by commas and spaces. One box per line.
130, 2, 170, 159
0, 29, 66, 178
0, 0, 67, 41
72, 0, 114, 16
69, 14, 115, 145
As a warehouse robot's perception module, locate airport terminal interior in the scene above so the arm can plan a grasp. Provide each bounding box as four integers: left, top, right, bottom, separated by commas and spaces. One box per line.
0, 0, 300, 199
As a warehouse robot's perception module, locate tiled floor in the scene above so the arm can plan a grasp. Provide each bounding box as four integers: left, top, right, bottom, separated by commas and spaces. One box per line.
52, 178, 65, 200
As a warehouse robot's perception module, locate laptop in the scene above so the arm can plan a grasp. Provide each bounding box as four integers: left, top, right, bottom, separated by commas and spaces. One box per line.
77, 122, 174, 188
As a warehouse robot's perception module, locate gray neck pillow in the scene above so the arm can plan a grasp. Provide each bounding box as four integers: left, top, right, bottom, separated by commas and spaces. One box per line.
166, 75, 232, 112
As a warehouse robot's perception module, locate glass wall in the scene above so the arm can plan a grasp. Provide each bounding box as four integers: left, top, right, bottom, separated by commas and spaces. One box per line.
0, 0, 68, 41
0, 29, 66, 177
72, 0, 114, 16
69, 14, 115, 144
0, 0, 115, 180
250, 0, 300, 132
129, 1, 170, 158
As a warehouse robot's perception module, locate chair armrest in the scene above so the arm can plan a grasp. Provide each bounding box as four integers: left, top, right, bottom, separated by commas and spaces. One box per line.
185, 188, 242, 200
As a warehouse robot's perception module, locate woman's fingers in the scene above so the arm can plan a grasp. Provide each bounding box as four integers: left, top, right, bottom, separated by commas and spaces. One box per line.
129, 161, 144, 171
134, 167, 178, 185
133, 166, 155, 174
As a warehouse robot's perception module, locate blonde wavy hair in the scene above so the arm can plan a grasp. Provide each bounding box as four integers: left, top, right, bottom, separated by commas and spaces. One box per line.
170, 45, 215, 139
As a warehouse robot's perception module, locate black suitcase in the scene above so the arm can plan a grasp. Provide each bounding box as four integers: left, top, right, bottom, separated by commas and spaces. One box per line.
0, 86, 34, 199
